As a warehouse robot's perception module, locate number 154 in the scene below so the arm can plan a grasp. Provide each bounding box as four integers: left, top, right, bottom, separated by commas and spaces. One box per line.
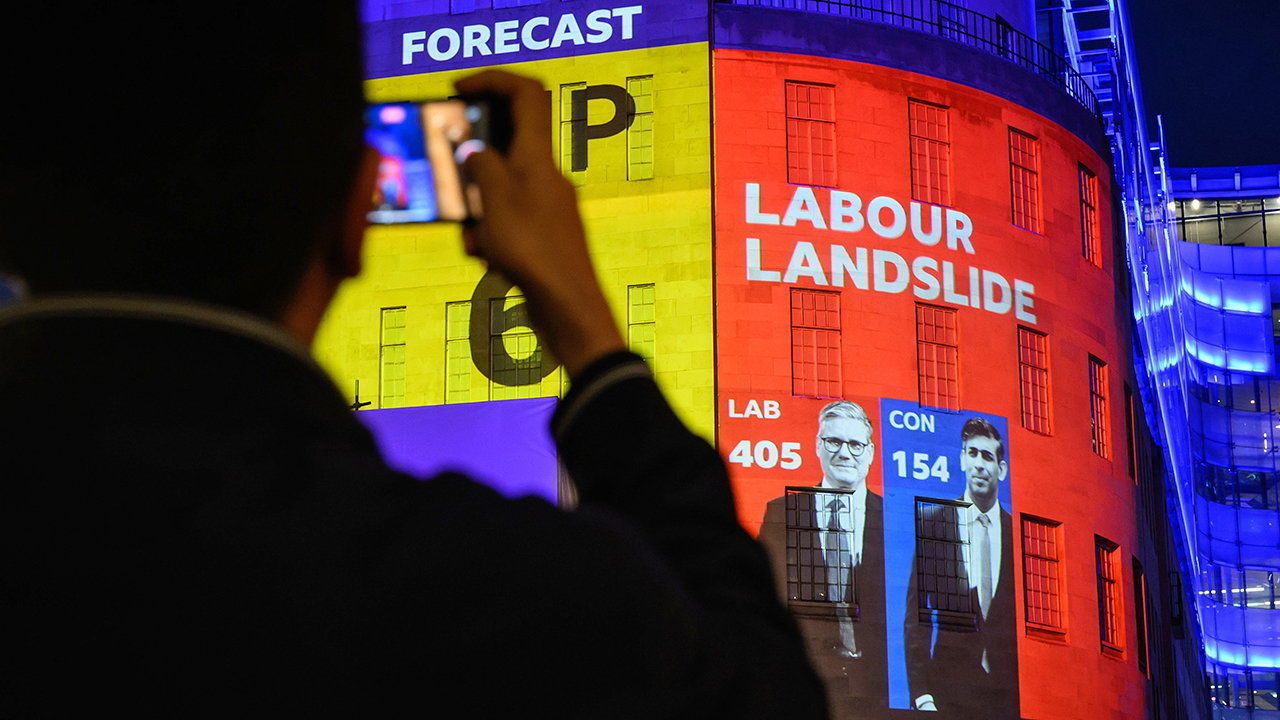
891, 450, 950, 482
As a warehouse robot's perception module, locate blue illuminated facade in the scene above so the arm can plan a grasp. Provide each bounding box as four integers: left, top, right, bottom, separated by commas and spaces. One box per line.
1051, 0, 1280, 717
1082, 1, 1280, 710
1152, 164, 1280, 717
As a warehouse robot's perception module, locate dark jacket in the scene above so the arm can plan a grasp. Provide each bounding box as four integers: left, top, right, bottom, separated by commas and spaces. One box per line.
903, 500, 1019, 718
0, 297, 826, 718
761, 487, 887, 710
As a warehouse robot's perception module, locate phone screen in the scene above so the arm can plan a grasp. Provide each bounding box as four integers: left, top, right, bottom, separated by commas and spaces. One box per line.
364, 100, 489, 223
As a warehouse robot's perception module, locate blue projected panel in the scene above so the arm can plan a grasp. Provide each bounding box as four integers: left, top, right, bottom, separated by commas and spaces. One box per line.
880, 400, 1017, 715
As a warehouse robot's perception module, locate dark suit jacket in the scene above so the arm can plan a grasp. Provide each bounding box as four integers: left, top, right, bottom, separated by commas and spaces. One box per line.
904, 502, 1019, 718
0, 299, 826, 718
761, 487, 887, 708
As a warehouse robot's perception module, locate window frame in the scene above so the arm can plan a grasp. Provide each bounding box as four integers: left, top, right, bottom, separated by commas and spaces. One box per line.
626, 283, 656, 366
625, 75, 655, 181
1089, 355, 1111, 459
1016, 326, 1052, 435
784, 81, 837, 187
444, 300, 473, 405
1008, 127, 1043, 234
1021, 514, 1066, 639
915, 303, 960, 411
1095, 535, 1124, 655
913, 496, 981, 630
790, 288, 842, 399
1079, 163, 1102, 266
1133, 557, 1150, 676
908, 98, 953, 207
378, 306, 408, 408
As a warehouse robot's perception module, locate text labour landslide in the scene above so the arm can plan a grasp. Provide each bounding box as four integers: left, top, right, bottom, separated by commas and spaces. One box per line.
742, 182, 1039, 324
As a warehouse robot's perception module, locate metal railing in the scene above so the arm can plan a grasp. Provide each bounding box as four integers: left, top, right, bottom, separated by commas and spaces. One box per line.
723, 0, 1100, 119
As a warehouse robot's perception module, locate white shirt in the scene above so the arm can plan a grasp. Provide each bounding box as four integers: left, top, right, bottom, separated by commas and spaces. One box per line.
915, 494, 1004, 709
816, 479, 866, 567
960, 493, 1002, 601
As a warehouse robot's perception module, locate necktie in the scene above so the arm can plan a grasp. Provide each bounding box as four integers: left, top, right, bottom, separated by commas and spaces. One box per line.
826, 498, 852, 603
975, 513, 993, 618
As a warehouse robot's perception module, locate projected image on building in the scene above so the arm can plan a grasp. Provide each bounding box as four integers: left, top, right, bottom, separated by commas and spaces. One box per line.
713, 29, 1124, 719
882, 402, 1017, 716
328, 0, 1173, 716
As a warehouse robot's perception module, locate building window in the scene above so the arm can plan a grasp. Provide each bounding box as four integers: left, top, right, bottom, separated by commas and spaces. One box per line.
1207, 662, 1280, 710
916, 304, 959, 411
1133, 557, 1150, 676
379, 307, 407, 408
1009, 128, 1042, 233
1021, 515, 1065, 634
785, 81, 836, 187
1197, 564, 1280, 610
1124, 384, 1138, 481
444, 301, 472, 404
783, 487, 859, 607
908, 99, 952, 206
790, 288, 841, 398
1017, 327, 1051, 434
627, 283, 656, 366
913, 497, 978, 628
1095, 536, 1123, 652
626, 75, 654, 181
489, 296, 549, 400
1173, 196, 1280, 247
1089, 356, 1111, 459
1079, 164, 1102, 266
559, 81, 587, 180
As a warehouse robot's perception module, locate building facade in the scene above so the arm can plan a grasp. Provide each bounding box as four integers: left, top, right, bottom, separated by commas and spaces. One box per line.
320, 0, 717, 438
1145, 162, 1280, 718
314, 0, 1216, 716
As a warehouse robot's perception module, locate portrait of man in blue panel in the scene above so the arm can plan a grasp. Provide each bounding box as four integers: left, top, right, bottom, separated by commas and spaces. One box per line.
903, 417, 1018, 717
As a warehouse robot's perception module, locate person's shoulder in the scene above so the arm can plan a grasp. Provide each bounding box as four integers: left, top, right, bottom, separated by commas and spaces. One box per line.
382, 471, 687, 597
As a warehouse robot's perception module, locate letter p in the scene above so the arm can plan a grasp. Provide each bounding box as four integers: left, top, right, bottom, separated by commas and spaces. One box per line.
568, 84, 636, 172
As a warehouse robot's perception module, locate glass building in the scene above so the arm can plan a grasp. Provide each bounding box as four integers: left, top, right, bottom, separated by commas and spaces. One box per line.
1151, 163, 1280, 717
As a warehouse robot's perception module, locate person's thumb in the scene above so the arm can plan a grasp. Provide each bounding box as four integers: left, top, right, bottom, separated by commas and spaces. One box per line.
462, 149, 510, 206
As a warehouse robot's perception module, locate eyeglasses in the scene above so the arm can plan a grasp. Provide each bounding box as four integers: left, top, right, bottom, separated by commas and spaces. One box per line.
821, 437, 869, 457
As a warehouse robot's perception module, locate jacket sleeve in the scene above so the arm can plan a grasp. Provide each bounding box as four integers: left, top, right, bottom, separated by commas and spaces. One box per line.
553, 352, 828, 719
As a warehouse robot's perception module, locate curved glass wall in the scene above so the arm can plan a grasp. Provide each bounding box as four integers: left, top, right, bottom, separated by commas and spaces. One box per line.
1135, 165, 1280, 715
1207, 660, 1280, 717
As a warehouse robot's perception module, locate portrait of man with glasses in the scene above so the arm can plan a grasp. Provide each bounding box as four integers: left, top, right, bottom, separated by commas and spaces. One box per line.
761, 400, 888, 712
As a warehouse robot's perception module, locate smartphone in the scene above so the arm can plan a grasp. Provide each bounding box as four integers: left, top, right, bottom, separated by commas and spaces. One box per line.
364, 96, 511, 224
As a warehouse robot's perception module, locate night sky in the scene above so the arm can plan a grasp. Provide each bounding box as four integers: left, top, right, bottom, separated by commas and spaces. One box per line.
1126, 0, 1280, 169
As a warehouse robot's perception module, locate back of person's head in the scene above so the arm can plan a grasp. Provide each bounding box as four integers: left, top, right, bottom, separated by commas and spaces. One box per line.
0, 3, 365, 318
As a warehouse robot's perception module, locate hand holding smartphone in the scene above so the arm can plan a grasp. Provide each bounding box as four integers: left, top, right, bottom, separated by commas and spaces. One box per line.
364, 96, 511, 224
449, 69, 627, 378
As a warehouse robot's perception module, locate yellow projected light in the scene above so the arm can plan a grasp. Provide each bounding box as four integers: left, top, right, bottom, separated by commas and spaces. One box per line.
313, 42, 715, 440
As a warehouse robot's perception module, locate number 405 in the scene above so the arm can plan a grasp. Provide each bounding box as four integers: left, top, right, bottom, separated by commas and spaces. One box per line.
891, 450, 951, 482
728, 440, 802, 470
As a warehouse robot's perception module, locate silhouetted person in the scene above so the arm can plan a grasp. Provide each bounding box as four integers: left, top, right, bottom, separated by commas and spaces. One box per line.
0, 4, 825, 717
